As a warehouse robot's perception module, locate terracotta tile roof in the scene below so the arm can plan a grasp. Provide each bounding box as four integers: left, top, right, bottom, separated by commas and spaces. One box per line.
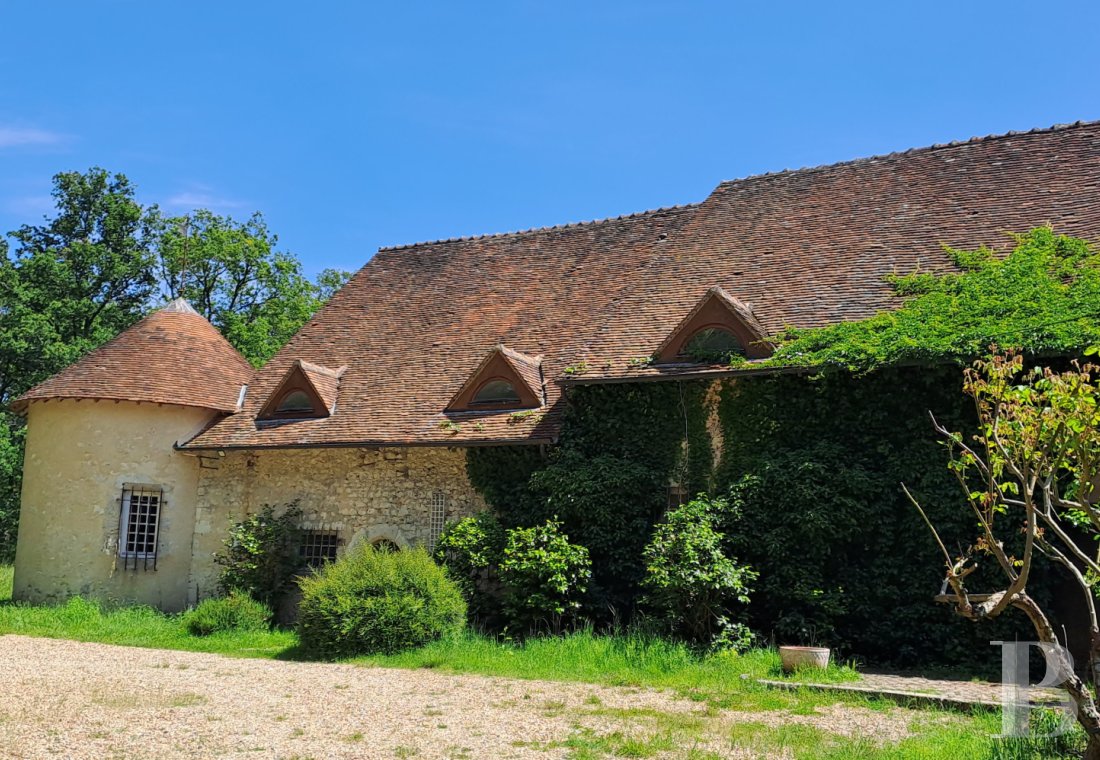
14, 299, 253, 413
577, 120, 1100, 381
183, 204, 699, 448
184, 120, 1100, 449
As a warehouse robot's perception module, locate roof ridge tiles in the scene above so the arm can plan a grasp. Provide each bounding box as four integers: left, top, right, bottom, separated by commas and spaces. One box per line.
376, 202, 701, 252
716, 120, 1100, 188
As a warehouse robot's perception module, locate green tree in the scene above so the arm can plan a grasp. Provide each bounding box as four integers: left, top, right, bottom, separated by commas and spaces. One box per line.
153, 209, 349, 365
910, 352, 1100, 758
0, 169, 159, 561
1, 168, 157, 398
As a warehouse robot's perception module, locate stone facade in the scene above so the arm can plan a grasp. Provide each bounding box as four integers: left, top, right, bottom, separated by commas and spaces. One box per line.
189, 445, 486, 602
13, 400, 214, 612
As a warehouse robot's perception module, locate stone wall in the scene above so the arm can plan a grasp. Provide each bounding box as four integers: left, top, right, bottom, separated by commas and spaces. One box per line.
190, 446, 486, 600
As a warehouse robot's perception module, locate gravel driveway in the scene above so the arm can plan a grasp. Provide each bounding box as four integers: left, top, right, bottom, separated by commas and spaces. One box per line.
0, 635, 919, 759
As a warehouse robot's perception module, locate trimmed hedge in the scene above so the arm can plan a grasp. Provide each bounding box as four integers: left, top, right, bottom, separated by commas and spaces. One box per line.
297, 545, 465, 658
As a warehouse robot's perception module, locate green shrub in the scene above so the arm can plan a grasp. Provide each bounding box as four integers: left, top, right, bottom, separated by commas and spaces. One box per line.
182, 590, 272, 636
297, 545, 466, 658
215, 501, 303, 605
641, 496, 756, 650
434, 512, 505, 619
499, 518, 591, 633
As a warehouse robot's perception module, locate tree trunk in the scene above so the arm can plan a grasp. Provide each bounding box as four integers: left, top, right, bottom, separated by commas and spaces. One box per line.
1012, 594, 1100, 749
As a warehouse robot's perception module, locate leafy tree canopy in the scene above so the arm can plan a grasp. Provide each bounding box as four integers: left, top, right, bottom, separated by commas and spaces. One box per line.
154, 209, 348, 366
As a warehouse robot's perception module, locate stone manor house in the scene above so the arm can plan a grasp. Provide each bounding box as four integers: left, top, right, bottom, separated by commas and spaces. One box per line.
11, 121, 1100, 611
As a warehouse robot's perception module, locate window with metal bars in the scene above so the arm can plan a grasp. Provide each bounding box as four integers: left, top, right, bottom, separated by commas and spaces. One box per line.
429, 492, 447, 552
299, 530, 340, 567
118, 486, 163, 570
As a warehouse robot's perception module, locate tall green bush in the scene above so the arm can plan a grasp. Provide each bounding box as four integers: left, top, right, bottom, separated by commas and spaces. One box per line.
215, 501, 303, 606
641, 496, 756, 649
434, 511, 505, 620
297, 545, 465, 658
499, 518, 591, 633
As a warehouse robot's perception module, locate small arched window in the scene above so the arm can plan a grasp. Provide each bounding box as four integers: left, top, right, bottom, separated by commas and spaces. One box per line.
371, 538, 400, 553
682, 327, 744, 362
471, 379, 521, 405
276, 389, 314, 414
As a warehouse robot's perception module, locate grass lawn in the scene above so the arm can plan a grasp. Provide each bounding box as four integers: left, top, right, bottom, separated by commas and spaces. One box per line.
0, 565, 1084, 758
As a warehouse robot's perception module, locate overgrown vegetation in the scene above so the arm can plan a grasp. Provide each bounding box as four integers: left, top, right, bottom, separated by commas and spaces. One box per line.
499, 518, 592, 633
771, 227, 1100, 372
297, 545, 466, 658
464, 229, 1091, 670
215, 501, 304, 606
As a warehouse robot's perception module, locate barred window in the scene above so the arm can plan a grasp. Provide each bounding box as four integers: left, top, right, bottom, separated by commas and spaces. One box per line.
299, 530, 340, 568
119, 486, 163, 570
429, 492, 447, 553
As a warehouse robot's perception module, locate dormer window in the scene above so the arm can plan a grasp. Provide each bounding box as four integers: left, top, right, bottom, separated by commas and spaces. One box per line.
257, 359, 346, 421
654, 286, 774, 364
275, 390, 315, 415
681, 327, 745, 363
471, 379, 521, 406
445, 345, 544, 413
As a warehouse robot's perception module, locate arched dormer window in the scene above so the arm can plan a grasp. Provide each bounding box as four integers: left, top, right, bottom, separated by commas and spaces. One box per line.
445, 345, 544, 413
470, 379, 521, 406
256, 359, 346, 421
276, 389, 315, 414
681, 326, 744, 363
654, 287, 774, 364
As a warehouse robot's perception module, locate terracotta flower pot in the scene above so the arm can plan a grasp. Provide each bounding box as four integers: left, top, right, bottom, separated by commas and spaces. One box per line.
779, 645, 831, 673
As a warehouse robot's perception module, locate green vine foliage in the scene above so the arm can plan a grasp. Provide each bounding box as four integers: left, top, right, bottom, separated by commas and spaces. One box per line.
715, 366, 1056, 669
772, 228, 1100, 372
463, 228, 1089, 668
469, 382, 714, 616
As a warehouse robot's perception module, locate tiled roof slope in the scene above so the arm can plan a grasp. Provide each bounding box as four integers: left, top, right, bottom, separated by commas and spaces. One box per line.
183, 205, 700, 448
185, 121, 1100, 448
298, 361, 345, 413
577, 121, 1100, 380
14, 299, 253, 413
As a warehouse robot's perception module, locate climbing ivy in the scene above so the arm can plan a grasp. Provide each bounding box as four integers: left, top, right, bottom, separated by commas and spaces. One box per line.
463, 227, 1091, 667
769, 227, 1100, 372
467, 381, 715, 616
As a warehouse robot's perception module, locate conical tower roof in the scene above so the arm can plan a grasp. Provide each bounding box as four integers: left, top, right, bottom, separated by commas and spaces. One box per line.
13, 298, 253, 413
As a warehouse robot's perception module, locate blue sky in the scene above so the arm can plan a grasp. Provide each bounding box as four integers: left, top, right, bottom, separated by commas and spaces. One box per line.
2, 2, 1098, 276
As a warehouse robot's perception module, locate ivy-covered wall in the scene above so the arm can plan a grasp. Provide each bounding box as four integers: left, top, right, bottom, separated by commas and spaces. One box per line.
467, 368, 1058, 669
715, 366, 1056, 668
